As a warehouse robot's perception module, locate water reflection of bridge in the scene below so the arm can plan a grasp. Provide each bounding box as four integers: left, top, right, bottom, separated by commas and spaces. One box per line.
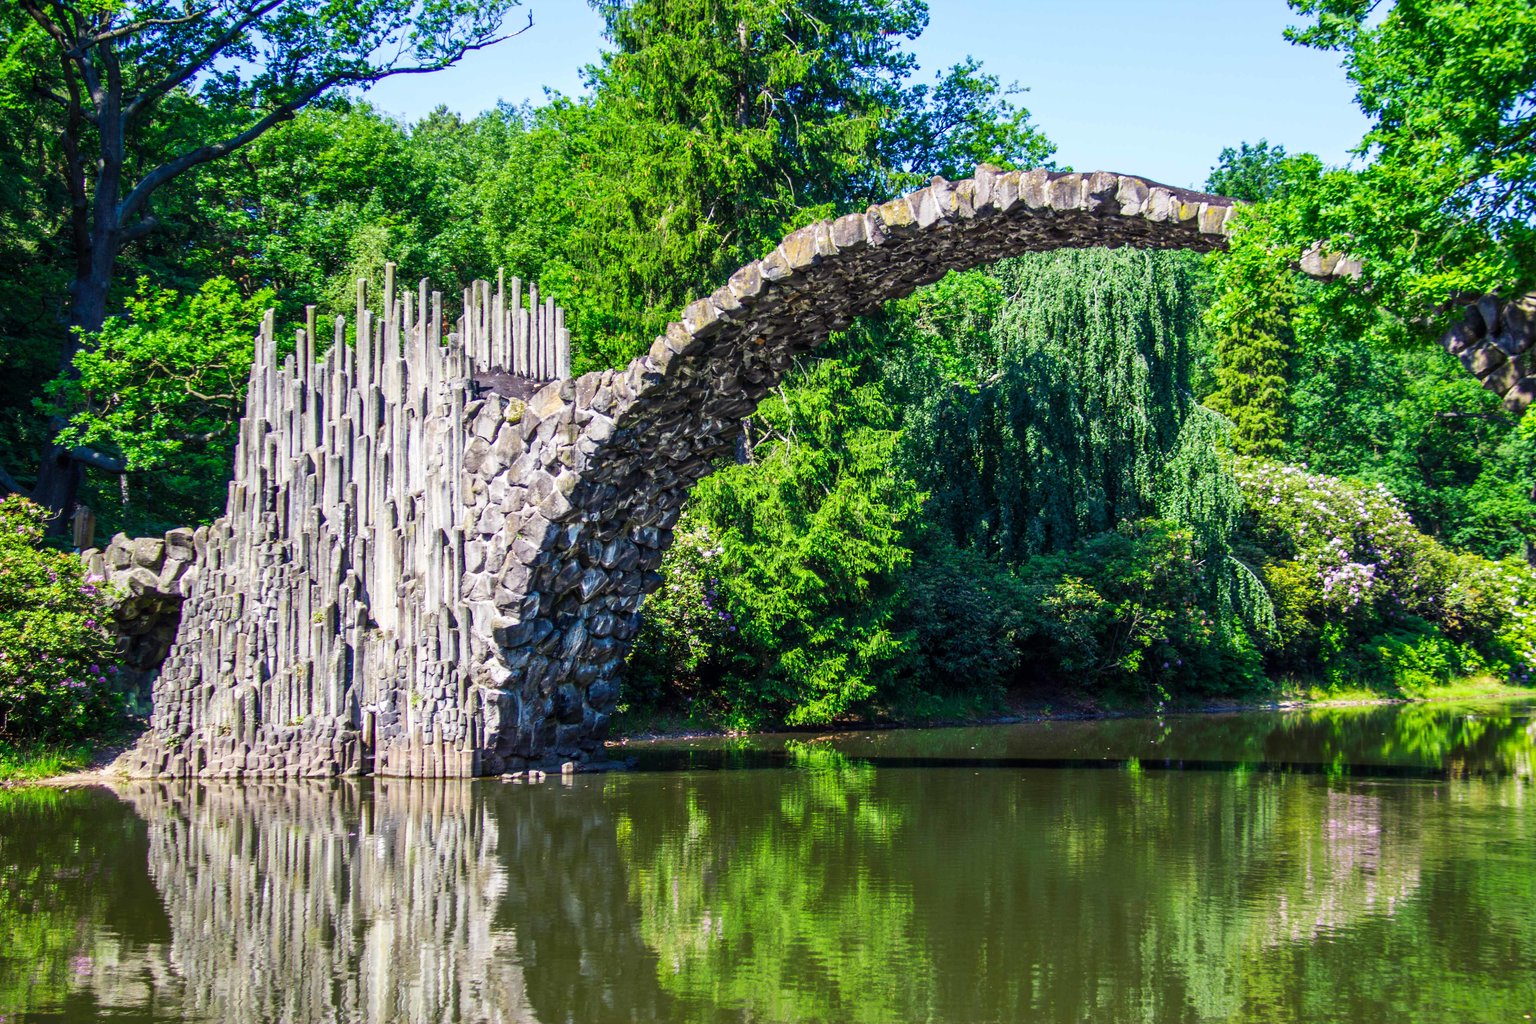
21, 736, 1535, 1022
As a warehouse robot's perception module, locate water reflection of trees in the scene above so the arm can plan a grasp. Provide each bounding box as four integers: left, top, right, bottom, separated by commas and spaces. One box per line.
0, 786, 171, 1021
615, 754, 1536, 1023
2, 726, 1534, 1023
737, 701, 1536, 777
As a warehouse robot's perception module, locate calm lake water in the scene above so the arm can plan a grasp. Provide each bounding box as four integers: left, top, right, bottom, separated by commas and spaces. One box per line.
3, 699, 1535, 1024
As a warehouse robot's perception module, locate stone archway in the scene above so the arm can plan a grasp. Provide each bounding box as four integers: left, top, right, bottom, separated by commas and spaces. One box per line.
467, 168, 1240, 771
116, 166, 1527, 779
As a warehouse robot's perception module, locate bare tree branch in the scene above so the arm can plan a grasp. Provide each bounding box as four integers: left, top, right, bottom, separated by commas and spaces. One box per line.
122, 0, 285, 121
118, 13, 533, 226
69, 446, 125, 473
77, 4, 214, 52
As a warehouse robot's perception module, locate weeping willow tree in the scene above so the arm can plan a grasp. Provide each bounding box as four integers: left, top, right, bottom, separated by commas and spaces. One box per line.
896, 248, 1274, 687
630, 248, 1277, 721
902, 249, 1215, 553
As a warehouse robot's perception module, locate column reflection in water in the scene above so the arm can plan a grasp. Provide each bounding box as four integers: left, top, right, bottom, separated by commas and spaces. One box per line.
2, 703, 1534, 1024
116, 780, 541, 1023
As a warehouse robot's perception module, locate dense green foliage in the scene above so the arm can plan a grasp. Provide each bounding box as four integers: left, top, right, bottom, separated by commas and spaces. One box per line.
50, 279, 275, 533
1286, 0, 1536, 311
632, 359, 922, 727
1201, 218, 1302, 457
0, 0, 1532, 741
0, 498, 121, 741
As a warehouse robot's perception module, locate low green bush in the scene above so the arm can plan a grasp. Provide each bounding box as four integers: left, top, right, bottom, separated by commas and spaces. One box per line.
0, 497, 124, 741
1017, 520, 1267, 700
887, 537, 1035, 708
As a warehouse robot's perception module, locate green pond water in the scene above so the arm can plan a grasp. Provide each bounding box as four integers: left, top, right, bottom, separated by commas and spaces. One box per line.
3, 698, 1535, 1023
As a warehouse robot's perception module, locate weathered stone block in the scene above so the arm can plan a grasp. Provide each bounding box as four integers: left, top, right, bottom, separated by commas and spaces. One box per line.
1018, 168, 1051, 209
1085, 171, 1119, 213
727, 261, 764, 301
1504, 376, 1536, 413
1461, 341, 1508, 377
779, 225, 824, 270
1442, 322, 1480, 355
1116, 175, 1149, 216
759, 245, 793, 282
132, 536, 165, 569
164, 527, 195, 561
1198, 203, 1228, 235
1477, 294, 1502, 336
874, 195, 916, 232
831, 211, 869, 250
463, 436, 492, 474
1047, 173, 1084, 210
1492, 328, 1533, 357
1484, 357, 1522, 396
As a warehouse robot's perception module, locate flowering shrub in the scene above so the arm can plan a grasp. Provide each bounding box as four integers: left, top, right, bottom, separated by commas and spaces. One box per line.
1235, 457, 1535, 685
0, 498, 123, 740
1235, 458, 1431, 616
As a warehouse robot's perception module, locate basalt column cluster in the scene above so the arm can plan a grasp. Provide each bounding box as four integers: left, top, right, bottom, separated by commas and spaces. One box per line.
115, 266, 577, 778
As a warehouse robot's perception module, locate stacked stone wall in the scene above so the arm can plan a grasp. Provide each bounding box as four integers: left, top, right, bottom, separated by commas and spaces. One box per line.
83, 529, 196, 711
117, 165, 1524, 779
1440, 291, 1536, 413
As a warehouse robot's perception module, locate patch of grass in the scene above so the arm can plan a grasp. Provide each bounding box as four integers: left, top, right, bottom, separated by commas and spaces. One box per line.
0, 739, 95, 783
1272, 673, 1531, 705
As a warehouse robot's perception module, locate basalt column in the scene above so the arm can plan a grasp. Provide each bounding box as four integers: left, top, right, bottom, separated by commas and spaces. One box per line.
116, 267, 578, 778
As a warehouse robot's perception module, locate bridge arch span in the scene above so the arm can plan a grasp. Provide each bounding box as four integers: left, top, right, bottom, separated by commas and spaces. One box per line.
462, 167, 1239, 766
116, 167, 1247, 778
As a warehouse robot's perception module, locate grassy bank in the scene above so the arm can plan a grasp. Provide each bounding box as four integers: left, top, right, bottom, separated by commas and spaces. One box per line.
0, 740, 97, 784
1269, 673, 1532, 706
610, 674, 1536, 742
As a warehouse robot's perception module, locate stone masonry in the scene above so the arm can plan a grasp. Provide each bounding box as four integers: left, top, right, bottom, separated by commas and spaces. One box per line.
81, 529, 196, 713
1438, 291, 1536, 414
110, 166, 1528, 779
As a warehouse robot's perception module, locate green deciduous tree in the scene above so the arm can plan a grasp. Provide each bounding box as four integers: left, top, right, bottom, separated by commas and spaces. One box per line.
556, 0, 1053, 367
1285, 0, 1536, 308
1205, 139, 1299, 203
49, 277, 275, 534
8, 0, 526, 527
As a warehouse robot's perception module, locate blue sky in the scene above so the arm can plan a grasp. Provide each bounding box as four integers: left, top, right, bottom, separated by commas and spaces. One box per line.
364, 0, 1370, 191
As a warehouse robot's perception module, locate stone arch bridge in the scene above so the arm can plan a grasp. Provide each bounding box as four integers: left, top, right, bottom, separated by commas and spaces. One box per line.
103, 167, 1535, 778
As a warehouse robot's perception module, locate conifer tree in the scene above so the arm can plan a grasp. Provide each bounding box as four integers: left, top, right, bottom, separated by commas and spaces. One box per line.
1202, 234, 1302, 458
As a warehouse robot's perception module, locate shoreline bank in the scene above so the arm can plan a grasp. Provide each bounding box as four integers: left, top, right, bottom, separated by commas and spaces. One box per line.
10, 678, 1531, 787
605, 677, 1535, 745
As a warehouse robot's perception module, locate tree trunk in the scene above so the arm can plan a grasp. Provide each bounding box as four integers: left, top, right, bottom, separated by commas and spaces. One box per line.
34, 182, 119, 536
